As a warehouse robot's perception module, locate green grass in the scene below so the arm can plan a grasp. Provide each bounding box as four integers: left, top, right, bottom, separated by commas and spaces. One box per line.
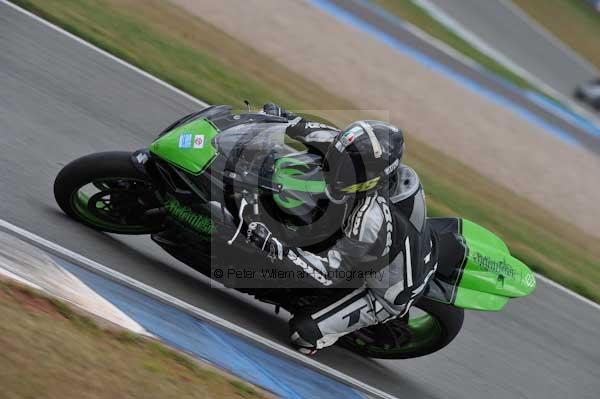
11, 0, 600, 302
370, 0, 552, 95
511, 0, 600, 71
0, 279, 265, 399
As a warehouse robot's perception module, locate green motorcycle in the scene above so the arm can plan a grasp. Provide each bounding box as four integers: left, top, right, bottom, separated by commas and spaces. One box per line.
54, 105, 536, 359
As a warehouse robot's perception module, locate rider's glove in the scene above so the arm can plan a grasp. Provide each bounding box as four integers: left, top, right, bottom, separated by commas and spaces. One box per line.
246, 222, 285, 261
263, 103, 296, 120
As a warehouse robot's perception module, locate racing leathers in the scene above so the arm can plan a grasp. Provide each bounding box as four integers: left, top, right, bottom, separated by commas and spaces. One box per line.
243, 109, 438, 352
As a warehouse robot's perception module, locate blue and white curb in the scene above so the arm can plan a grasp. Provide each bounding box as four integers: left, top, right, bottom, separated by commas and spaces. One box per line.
0, 231, 149, 334
0, 219, 394, 399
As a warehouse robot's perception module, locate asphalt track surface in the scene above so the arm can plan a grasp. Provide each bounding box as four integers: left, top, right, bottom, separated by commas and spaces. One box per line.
425, 0, 599, 97
1, 3, 599, 398
328, 0, 600, 153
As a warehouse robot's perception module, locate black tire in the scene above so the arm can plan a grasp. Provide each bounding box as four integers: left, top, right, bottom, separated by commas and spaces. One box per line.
338, 297, 464, 359
54, 151, 164, 234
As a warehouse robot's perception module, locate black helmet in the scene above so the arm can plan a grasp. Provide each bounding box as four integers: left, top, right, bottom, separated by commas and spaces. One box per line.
323, 120, 404, 203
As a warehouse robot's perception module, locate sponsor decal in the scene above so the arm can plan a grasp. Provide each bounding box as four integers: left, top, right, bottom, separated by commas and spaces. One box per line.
473, 252, 516, 279
378, 196, 393, 256
288, 250, 333, 286
350, 197, 372, 237
335, 126, 364, 152
193, 134, 205, 149
164, 199, 214, 236
305, 121, 338, 130
524, 274, 535, 288
135, 152, 148, 164
178, 133, 192, 148
341, 176, 380, 193
384, 159, 399, 175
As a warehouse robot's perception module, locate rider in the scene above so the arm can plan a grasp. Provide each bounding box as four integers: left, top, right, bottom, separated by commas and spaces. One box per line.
242, 103, 438, 354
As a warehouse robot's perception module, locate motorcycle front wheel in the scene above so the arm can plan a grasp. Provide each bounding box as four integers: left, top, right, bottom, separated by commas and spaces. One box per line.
54, 151, 164, 234
338, 296, 464, 359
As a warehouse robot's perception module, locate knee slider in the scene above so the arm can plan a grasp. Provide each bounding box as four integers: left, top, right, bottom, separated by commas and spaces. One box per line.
289, 312, 323, 347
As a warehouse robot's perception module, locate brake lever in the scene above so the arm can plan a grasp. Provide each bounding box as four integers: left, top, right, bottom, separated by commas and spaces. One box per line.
227, 196, 249, 245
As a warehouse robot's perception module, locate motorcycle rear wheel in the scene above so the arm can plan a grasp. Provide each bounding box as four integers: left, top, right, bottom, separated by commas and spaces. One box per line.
54, 151, 164, 234
338, 297, 464, 359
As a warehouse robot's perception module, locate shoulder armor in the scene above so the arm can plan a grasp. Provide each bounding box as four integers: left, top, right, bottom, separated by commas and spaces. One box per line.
390, 165, 420, 203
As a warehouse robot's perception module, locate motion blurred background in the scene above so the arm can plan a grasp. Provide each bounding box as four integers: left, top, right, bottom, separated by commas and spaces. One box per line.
2, 1, 599, 398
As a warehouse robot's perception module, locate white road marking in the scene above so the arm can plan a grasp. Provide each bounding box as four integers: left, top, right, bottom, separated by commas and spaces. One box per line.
1, 0, 207, 108
0, 218, 395, 399
412, 0, 542, 83
498, 0, 600, 76
534, 272, 600, 312
409, 0, 600, 125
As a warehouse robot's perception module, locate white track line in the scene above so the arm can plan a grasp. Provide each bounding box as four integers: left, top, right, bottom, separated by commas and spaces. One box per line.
499, 0, 600, 77
411, 0, 600, 125
0, 219, 394, 399
412, 0, 545, 85
0, 0, 207, 108
534, 273, 600, 311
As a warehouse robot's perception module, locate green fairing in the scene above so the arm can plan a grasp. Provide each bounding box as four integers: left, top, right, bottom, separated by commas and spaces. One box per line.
454, 219, 536, 311
453, 288, 509, 311
149, 118, 219, 174
462, 219, 508, 253
272, 157, 326, 209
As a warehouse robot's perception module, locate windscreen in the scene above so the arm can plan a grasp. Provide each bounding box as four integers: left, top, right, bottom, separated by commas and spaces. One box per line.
214, 122, 308, 183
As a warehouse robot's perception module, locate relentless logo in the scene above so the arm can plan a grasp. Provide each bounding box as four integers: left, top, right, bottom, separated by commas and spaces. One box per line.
164, 199, 214, 236
473, 252, 516, 279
